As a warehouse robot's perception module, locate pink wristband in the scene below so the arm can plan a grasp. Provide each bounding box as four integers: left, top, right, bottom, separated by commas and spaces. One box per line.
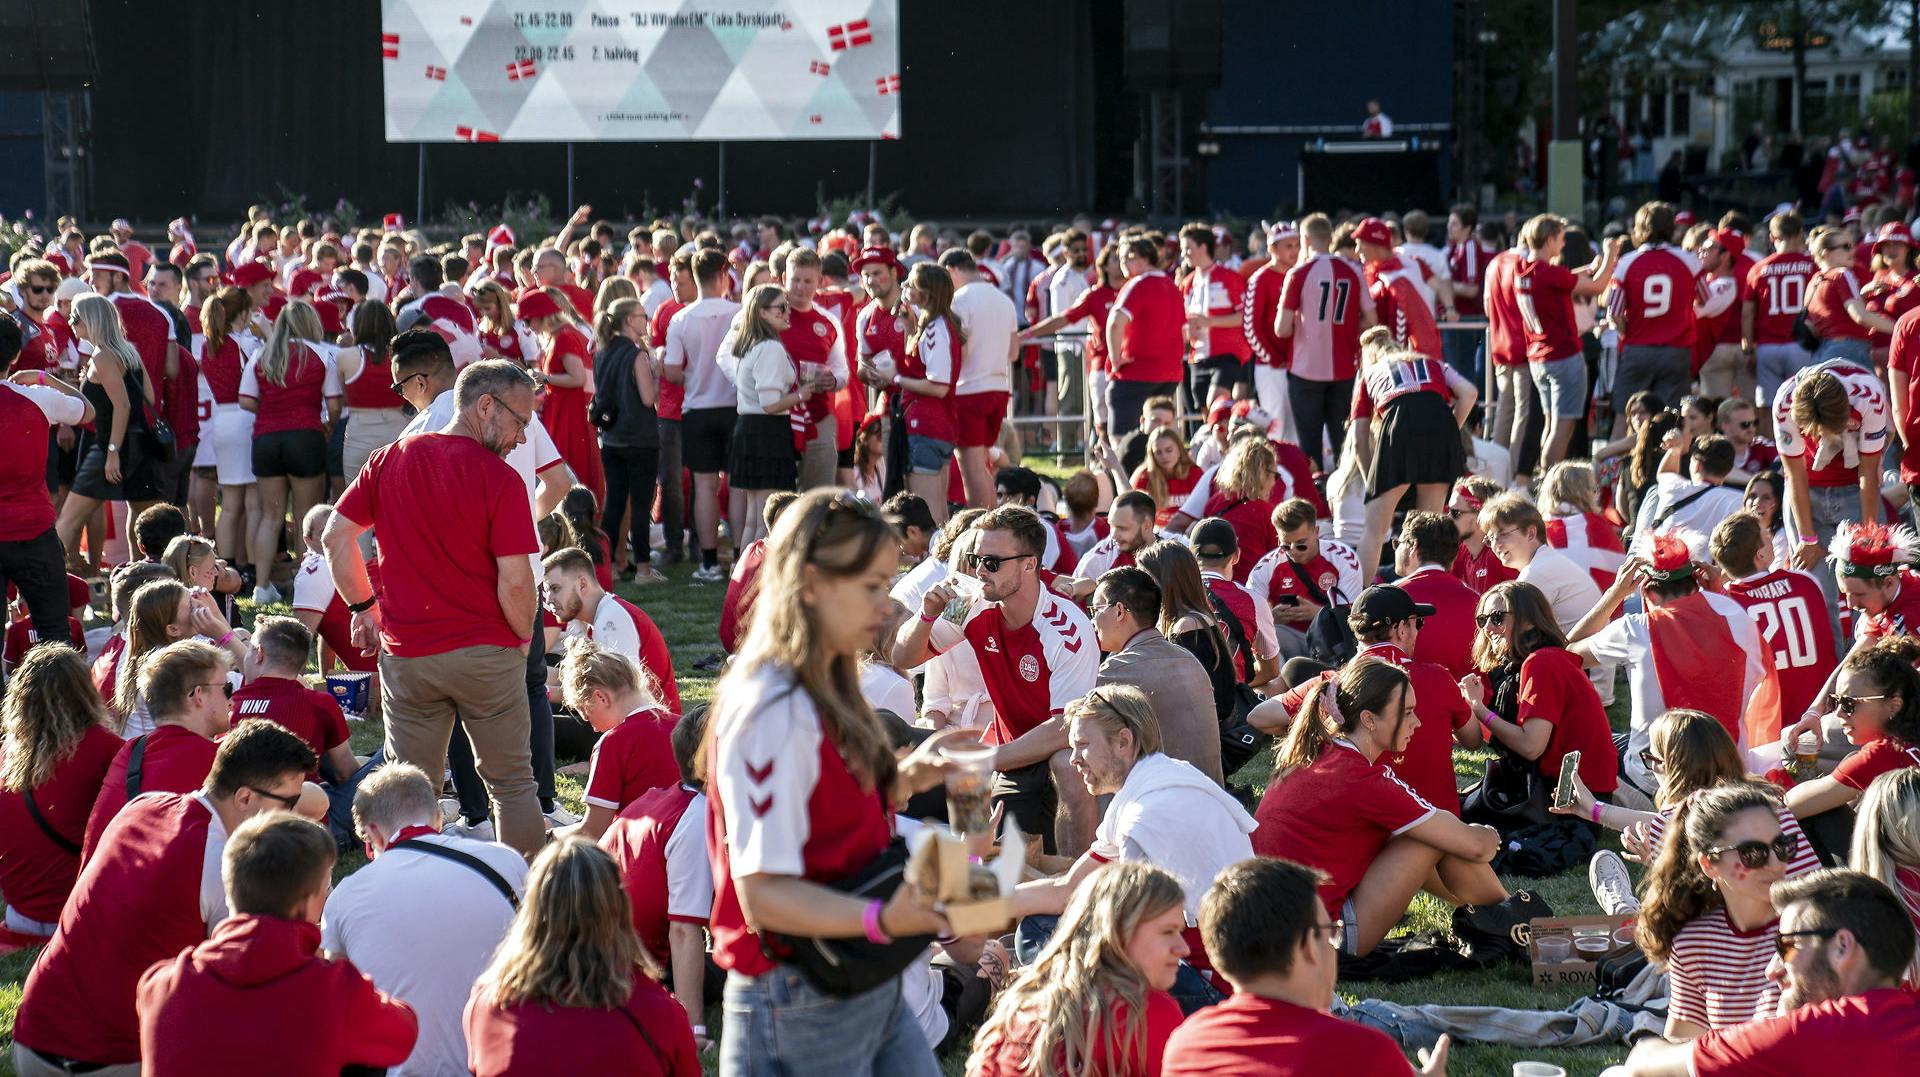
918, 611, 936, 624
863, 899, 891, 944
1590, 801, 1604, 825
215, 629, 235, 648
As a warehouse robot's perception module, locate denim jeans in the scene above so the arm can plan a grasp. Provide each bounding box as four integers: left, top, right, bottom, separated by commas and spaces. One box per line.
1814, 336, 1872, 366
323, 750, 385, 849
720, 966, 938, 1077
1015, 913, 1223, 1016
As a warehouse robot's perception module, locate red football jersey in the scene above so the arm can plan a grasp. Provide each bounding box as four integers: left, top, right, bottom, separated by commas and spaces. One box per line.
1746, 252, 1818, 346
1515, 258, 1582, 363
1722, 568, 1839, 729
1611, 244, 1701, 348
1482, 248, 1528, 367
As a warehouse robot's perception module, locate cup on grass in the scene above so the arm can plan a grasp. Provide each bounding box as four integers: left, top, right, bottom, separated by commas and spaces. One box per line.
1513, 1064, 1567, 1077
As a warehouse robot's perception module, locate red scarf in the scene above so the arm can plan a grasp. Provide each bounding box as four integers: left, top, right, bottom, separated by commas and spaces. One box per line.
1646, 592, 1748, 745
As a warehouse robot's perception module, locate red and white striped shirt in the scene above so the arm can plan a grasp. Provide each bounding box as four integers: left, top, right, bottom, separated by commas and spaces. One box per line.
1280, 254, 1372, 381
1666, 908, 1782, 1031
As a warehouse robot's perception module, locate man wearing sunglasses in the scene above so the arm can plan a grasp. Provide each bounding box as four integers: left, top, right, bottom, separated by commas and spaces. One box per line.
1715, 398, 1776, 484
8, 259, 73, 377
1624, 869, 1920, 1075
894, 505, 1099, 856
12, 718, 321, 1077
1244, 497, 1363, 658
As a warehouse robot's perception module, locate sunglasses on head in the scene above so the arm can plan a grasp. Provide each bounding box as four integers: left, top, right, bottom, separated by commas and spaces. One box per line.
1706, 833, 1797, 870
1475, 610, 1509, 628
1831, 692, 1890, 716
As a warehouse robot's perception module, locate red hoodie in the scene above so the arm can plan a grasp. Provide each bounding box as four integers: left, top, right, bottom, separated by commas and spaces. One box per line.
137, 914, 417, 1076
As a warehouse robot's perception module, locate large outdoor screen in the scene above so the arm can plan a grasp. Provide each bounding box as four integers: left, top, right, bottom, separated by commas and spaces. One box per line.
382, 1, 901, 142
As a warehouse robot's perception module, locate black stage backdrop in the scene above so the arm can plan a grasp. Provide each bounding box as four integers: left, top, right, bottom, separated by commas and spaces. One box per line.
87, 1, 1118, 222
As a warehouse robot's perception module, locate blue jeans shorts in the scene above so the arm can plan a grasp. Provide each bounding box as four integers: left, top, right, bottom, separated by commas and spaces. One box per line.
907, 435, 954, 476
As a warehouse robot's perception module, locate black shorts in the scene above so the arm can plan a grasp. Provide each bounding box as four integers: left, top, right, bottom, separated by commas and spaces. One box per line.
682, 406, 736, 474
1194, 354, 1250, 393
992, 760, 1058, 854
252, 428, 328, 479
836, 445, 855, 469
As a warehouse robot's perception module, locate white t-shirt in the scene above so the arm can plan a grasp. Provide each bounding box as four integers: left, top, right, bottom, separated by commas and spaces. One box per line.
1632, 474, 1746, 547
1090, 753, 1257, 924
950, 281, 1016, 395
1047, 266, 1093, 355
861, 661, 917, 721
322, 832, 528, 1077
1518, 545, 1604, 635
639, 278, 672, 318
664, 296, 744, 411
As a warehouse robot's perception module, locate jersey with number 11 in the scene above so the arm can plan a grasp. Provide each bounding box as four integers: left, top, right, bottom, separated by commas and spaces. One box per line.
1723, 567, 1838, 725
1280, 253, 1372, 382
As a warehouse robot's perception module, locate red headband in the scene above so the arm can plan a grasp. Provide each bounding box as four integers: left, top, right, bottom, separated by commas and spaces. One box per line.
1451, 482, 1483, 511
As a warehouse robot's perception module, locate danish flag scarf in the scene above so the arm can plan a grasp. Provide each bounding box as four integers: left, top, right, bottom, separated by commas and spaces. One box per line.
1646, 590, 1750, 747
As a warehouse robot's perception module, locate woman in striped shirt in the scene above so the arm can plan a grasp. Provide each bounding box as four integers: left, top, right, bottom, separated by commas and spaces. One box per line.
1639, 782, 1797, 1040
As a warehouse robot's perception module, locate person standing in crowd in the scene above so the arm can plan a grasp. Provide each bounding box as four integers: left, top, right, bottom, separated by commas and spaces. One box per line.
1278, 214, 1375, 469
1025, 242, 1126, 439
54, 294, 160, 569
135, 813, 419, 1075
336, 299, 408, 482
0, 645, 120, 938
1090, 566, 1226, 785
852, 245, 914, 492
1162, 858, 1449, 1075
11, 720, 317, 1077
724, 283, 810, 546
592, 296, 667, 583
970, 863, 1190, 1075
1482, 224, 1534, 460
663, 247, 741, 582
326, 763, 528, 1077
1353, 217, 1442, 359
197, 287, 260, 573
1517, 214, 1622, 468
516, 287, 604, 505
1444, 205, 1493, 380
1804, 225, 1895, 365
896, 262, 962, 525
1623, 869, 1920, 1073
897, 506, 1100, 855
238, 301, 342, 604
464, 837, 700, 1077
943, 249, 1016, 509
1745, 210, 1817, 434
1610, 203, 1701, 432
1243, 220, 1300, 422
0, 358, 91, 640
779, 248, 849, 490
1350, 325, 1477, 582
322, 360, 545, 858
650, 248, 696, 564
708, 490, 964, 1076
1178, 221, 1251, 410
1104, 236, 1186, 441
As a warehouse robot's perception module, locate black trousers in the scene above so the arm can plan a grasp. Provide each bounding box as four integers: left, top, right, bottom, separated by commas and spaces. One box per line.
656, 419, 685, 558
1107, 379, 1178, 441
1287, 376, 1355, 469
602, 445, 660, 563
450, 609, 557, 819
0, 527, 73, 646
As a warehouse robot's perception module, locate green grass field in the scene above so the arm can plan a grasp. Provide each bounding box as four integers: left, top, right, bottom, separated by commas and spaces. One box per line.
0, 534, 1632, 1077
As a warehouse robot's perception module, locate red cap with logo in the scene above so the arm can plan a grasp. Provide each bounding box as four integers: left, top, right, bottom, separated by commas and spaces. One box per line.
1353, 217, 1395, 250
225, 259, 274, 289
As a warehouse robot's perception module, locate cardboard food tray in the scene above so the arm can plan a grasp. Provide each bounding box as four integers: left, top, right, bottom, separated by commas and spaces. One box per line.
1526, 912, 1640, 989
904, 823, 1025, 937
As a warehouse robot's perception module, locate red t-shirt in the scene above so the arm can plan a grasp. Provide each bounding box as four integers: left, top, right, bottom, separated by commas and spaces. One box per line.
228, 675, 349, 781
0, 381, 87, 542
1398, 566, 1479, 680
138, 914, 419, 1077
1722, 568, 1840, 732
82, 723, 219, 864
1747, 252, 1819, 346
1690, 987, 1920, 1076
1132, 465, 1202, 528
600, 784, 708, 970
1806, 267, 1869, 340
1182, 264, 1250, 360
1889, 307, 1920, 483
1162, 994, 1413, 1076
1243, 262, 1293, 368
1482, 249, 1528, 368
584, 708, 679, 812
558, 282, 595, 320
239, 340, 339, 435
0, 723, 120, 923
1514, 646, 1620, 794
1060, 282, 1120, 372
1280, 254, 1372, 381
1516, 258, 1583, 363
1278, 643, 1469, 815
1613, 244, 1701, 347
464, 973, 700, 1077
928, 593, 1099, 746
109, 292, 175, 410
334, 433, 539, 657
13, 310, 72, 374
1111, 271, 1186, 383
1367, 265, 1443, 359
1854, 573, 1920, 644
1202, 493, 1277, 584
1253, 740, 1437, 913
201, 336, 246, 404
13, 793, 221, 1065
1448, 241, 1494, 318
3, 614, 86, 664
780, 305, 842, 426
1833, 735, 1920, 791
719, 537, 765, 654
649, 297, 686, 421
971, 990, 1185, 1077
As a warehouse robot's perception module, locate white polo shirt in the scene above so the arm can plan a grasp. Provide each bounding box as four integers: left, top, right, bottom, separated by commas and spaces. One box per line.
663, 296, 744, 411
951, 280, 1016, 395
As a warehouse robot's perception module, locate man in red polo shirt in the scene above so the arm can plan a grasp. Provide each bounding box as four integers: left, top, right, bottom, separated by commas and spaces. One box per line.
1163, 858, 1445, 1075
541, 546, 680, 714
780, 247, 849, 490
1106, 236, 1187, 440
321, 360, 544, 857
11, 719, 317, 1076
82, 641, 233, 862
534, 247, 594, 319
136, 813, 417, 1076
1393, 511, 1480, 680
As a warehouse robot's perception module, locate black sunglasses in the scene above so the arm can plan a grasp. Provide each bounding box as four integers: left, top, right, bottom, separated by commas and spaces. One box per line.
1830, 692, 1890, 716
1639, 748, 1663, 770
390, 371, 427, 396
1776, 927, 1841, 960
965, 552, 1033, 574
25, 284, 54, 296
196, 680, 234, 699
1706, 833, 1797, 870
247, 784, 301, 810
1475, 611, 1509, 628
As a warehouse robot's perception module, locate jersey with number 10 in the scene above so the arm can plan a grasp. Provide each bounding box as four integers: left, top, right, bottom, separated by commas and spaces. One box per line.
1280, 254, 1372, 382
1746, 252, 1818, 346
1722, 568, 1838, 728
1612, 244, 1703, 348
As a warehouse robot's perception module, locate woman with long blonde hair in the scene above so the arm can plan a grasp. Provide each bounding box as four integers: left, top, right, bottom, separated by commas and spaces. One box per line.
707, 490, 971, 1076
55, 294, 161, 568
1198, 436, 1278, 578
723, 284, 810, 545
1129, 426, 1198, 528
969, 864, 1190, 1076
593, 275, 639, 321
0, 646, 121, 937
238, 299, 342, 603
471, 277, 539, 365
1850, 768, 1920, 982
464, 837, 701, 1074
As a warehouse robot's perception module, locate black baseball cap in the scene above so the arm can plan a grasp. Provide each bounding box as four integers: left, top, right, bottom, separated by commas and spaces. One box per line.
1349, 585, 1435, 632
1191, 517, 1239, 559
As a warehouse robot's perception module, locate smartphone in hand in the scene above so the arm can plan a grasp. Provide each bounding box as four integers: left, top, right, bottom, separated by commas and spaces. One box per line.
1553, 751, 1582, 810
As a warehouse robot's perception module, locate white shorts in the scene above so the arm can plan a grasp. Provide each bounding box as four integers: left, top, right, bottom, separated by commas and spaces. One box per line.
1253, 364, 1295, 443
191, 428, 215, 468
211, 403, 256, 485
1088, 368, 1111, 430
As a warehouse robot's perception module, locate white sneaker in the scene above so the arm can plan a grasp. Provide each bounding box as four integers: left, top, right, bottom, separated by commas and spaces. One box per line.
544, 805, 583, 827
1589, 848, 1640, 915
691, 564, 727, 583
251, 583, 282, 605
438, 798, 463, 827
445, 818, 495, 842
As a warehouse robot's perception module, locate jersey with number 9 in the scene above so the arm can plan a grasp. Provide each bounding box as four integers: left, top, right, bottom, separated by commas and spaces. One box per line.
1612, 244, 1703, 348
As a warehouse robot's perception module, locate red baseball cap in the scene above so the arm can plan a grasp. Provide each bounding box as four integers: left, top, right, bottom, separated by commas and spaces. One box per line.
1703, 229, 1746, 260
1353, 217, 1395, 250
850, 245, 902, 273
515, 288, 562, 321
1208, 398, 1232, 424
1872, 222, 1915, 254
1673, 210, 1697, 228
225, 260, 274, 289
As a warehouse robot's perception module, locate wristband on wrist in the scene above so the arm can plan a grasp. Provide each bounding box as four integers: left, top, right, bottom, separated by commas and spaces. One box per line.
1590, 801, 1604, 825
215, 629, 235, 648
692, 1025, 707, 1037
918, 610, 937, 624
863, 898, 892, 944
346, 595, 377, 614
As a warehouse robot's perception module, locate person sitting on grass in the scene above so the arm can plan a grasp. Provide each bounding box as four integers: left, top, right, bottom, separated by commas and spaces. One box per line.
228, 615, 372, 847
1160, 857, 1450, 1075
557, 638, 677, 840
463, 837, 701, 1077
1847, 769, 1920, 984
719, 490, 800, 655
970, 863, 1190, 1076
136, 813, 418, 1075
1786, 636, 1920, 863
1623, 869, 1920, 1074
1251, 657, 1532, 958
542, 545, 681, 715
